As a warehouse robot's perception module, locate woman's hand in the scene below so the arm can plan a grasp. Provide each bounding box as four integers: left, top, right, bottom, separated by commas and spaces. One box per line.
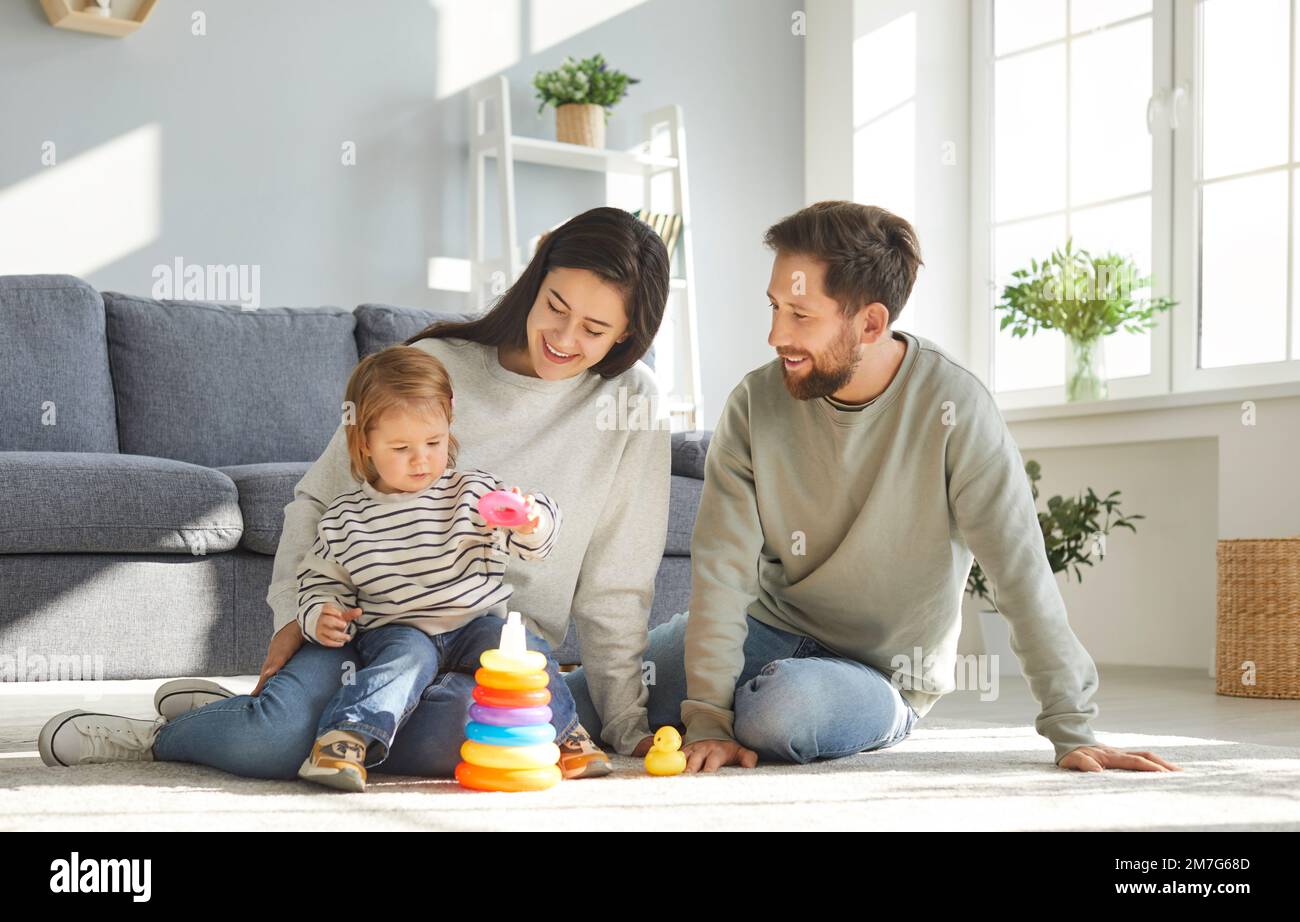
251, 621, 304, 696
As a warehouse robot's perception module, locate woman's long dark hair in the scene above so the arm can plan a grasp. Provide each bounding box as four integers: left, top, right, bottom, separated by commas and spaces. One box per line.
404, 206, 670, 378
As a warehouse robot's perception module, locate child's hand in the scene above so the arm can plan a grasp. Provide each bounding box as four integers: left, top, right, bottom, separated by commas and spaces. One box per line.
505, 486, 541, 536
316, 603, 362, 647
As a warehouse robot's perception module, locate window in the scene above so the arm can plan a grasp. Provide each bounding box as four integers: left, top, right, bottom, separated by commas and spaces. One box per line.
972, 0, 1300, 405
1173, 0, 1300, 389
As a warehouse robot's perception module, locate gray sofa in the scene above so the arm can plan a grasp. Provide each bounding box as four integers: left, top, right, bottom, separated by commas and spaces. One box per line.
0, 273, 707, 681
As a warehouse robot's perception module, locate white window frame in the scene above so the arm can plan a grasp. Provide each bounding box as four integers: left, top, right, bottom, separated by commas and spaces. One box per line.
1171, 0, 1300, 391
971, 0, 1300, 407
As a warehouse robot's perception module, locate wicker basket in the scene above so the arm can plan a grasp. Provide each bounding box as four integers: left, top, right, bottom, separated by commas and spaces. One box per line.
1216, 537, 1300, 699
556, 103, 605, 148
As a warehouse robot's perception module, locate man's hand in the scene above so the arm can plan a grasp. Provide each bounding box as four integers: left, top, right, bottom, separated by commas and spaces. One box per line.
631, 735, 655, 758
682, 738, 759, 773
1058, 744, 1182, 772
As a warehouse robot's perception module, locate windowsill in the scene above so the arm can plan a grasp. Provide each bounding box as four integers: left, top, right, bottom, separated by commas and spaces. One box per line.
999, 380, 1300, 423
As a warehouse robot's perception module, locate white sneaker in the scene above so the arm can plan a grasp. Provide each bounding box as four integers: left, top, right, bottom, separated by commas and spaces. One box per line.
153, 678, 235, 720
38, 710, 165, 767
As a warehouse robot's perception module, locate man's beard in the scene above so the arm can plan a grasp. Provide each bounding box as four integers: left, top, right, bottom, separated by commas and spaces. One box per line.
779, 321, 861, 401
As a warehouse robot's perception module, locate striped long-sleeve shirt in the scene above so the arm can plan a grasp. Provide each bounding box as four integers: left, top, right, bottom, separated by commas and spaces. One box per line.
295, 468, 561, 643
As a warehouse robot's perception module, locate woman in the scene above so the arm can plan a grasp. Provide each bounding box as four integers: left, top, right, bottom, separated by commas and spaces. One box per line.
38, 206, 670, 779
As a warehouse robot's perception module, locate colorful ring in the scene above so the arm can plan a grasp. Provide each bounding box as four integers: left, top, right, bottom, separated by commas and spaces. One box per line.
469, 703, 552, 727
481, 648, 548, 673
460, 740, 559, 770
475, 667, 549, 691
465, 721, 556, 747
456, 760, 561, 792
477, 490, 531, 528
472, 685, 551, 708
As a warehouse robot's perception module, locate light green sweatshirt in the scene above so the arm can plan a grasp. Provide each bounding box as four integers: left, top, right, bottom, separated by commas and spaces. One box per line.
681, 329, 1101, 765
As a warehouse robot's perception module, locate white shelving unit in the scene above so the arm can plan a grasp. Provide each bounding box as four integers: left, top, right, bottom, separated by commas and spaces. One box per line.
467, 74, 703, 431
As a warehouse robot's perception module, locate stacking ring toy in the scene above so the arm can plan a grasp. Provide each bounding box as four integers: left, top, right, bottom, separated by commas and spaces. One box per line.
477, 490, 531, 528
460, 740, 560, 770
472, 685, 551, 708
481, 647, 547, 673
456, 761, 561, 793
458, 610, 561, 792
469, 703, 552, 727
465, 721, 556, 747
475, 667, 548, 691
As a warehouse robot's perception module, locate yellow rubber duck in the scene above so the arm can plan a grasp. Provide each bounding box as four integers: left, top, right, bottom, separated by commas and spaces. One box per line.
644, 726, 687, 776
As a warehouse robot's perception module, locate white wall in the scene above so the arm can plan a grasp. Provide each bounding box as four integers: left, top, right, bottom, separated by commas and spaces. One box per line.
1007, 393, 1300, 672
805, 0, 971, 360
0, 0, 805, 432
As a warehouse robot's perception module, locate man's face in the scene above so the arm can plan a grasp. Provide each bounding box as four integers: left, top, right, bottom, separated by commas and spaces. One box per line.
766, 252, 863, 400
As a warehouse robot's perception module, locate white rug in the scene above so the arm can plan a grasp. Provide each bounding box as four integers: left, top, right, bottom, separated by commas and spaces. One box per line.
4, 716, 1298, 831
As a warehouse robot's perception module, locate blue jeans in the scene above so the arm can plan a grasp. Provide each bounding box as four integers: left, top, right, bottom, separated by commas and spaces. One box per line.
565, 611, 918, 763
153, 613, 578, 779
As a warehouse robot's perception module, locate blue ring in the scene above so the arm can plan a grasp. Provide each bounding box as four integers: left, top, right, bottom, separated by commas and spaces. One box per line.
464, 721, 556, 747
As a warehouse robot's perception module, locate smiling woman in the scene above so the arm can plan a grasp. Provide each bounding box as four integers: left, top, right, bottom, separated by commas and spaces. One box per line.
406, 206, 669, 382
37, 205, 676, 782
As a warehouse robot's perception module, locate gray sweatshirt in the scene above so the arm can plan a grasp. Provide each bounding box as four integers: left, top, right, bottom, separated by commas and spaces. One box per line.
682, 329, 1102, 764
268, 337, 671, 755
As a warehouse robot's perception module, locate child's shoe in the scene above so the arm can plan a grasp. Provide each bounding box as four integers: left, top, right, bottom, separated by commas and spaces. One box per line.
298, 730, 368, 792
558, 723, 612, 779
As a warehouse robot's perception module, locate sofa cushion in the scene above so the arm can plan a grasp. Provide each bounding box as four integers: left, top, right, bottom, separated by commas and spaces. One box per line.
0, 275, 119, 453
0, 452, 242, 554
665, 474, 702, 556
354, 303, 472, 357
218, 462, 312, 555
671, 430, 710, 479
103, 293, 358, 468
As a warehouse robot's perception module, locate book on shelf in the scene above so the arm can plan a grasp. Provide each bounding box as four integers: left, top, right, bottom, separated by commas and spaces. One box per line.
633, 209, 683, 270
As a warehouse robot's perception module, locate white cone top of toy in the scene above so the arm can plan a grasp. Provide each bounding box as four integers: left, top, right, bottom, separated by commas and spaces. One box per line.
499, 611, 527, 657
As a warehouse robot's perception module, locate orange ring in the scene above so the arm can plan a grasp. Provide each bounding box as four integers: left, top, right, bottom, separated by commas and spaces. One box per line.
474, 667, 549, 691
472, 685, 551, 708
456, 760, 561, 792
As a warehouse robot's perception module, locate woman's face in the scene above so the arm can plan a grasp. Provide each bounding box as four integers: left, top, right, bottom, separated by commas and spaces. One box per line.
522, 267, 631, 380
363, 406, 450, 494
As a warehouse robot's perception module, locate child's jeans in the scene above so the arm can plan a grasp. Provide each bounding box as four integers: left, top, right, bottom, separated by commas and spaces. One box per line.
315, 613, 578, 767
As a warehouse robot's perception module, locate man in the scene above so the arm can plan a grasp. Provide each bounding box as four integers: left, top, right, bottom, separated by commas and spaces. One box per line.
569, 201, 1179, 775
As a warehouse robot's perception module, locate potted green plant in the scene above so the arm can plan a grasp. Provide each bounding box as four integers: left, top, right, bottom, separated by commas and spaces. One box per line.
996, 239, 1175, 401
533, 53, 638, 149
966, 459, 1144, 673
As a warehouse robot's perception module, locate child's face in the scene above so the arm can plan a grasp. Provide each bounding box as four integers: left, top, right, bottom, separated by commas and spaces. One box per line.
363, 406, 450, 493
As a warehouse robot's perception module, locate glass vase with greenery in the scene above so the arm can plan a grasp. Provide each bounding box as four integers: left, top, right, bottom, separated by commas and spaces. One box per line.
996, 239, 1175, 401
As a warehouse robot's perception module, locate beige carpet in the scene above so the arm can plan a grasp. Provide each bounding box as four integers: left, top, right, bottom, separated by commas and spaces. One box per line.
4, 714, 1299, 831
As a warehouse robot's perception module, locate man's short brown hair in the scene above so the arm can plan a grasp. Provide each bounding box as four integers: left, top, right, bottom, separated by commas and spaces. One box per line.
763, 201, 923, 323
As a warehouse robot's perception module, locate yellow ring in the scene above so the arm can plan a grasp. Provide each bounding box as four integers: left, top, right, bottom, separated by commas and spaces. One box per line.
460, 740, 560, 770
474, 667, 548, 691
481, 648, 548, 673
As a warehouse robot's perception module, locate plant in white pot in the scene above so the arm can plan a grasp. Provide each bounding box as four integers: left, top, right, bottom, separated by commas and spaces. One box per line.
533, 53, 638, 149
996, 239, 1175, 401
965, 459, 1144, 675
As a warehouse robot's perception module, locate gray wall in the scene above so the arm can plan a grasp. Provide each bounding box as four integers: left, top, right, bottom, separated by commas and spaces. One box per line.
0, 0, 804, 429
